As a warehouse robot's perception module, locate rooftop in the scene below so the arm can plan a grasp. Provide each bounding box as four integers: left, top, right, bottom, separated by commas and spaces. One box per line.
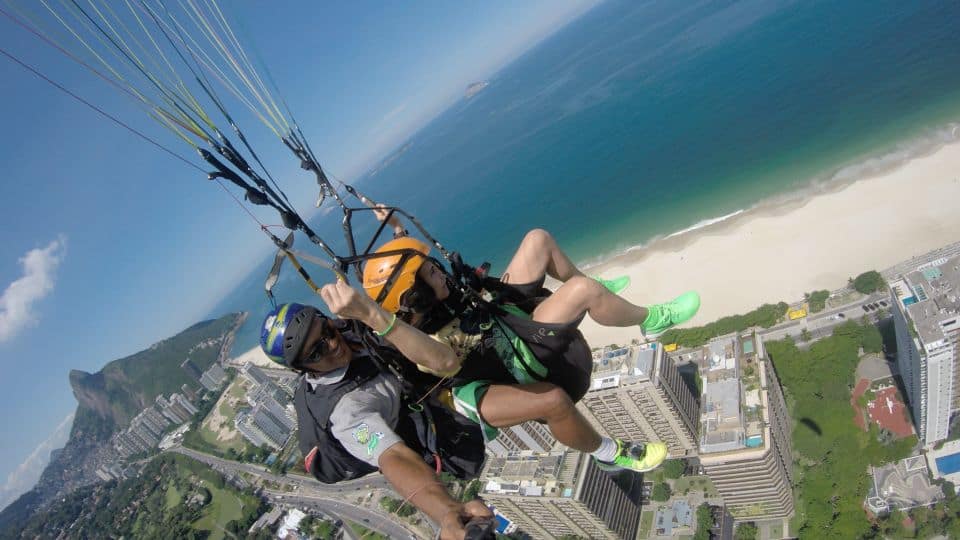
482, 451, 576, 497
696, 333, 766, 454
589, 342, 658, 390
891, 255, 960, 347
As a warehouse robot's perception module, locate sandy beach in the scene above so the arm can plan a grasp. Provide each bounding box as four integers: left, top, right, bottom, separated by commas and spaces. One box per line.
229, 140, 960, 361
577, 140, 960, 347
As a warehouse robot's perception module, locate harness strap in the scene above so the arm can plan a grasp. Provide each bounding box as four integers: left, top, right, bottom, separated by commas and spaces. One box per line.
408, 402, 442, 474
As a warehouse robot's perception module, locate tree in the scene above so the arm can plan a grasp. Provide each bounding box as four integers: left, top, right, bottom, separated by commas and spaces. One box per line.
807, 290, 830, 313
853, 271, 885, 294
694, 504, 713, 540
800, 328, 812, 342
663, 459, 686, 479
734, 522, 758, 540
651, 482, 672, 502
461, 480, 482, 502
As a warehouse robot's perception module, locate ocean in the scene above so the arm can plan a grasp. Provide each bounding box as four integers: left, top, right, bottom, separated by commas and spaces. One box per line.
208, 0, 960, 354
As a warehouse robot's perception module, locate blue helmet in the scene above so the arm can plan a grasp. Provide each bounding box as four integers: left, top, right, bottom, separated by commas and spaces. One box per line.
261, 303, 319, 367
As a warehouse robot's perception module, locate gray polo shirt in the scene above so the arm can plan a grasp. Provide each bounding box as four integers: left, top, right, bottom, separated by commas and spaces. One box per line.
306, 366, 403, 468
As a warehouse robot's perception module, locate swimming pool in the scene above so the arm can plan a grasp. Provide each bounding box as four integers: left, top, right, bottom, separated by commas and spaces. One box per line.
745, 435, 763, 448
936, 453, 960, 475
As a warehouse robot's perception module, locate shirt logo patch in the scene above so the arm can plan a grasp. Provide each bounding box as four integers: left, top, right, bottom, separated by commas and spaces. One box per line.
353, 423, 384, 455
353, 423, 371, 445
366, 432, 383, 456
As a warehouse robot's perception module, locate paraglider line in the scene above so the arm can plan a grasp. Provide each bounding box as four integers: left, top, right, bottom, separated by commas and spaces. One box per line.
0, 45, 203, 173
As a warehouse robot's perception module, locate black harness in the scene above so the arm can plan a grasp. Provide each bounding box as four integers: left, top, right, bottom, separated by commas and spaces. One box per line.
294, 332, 485, 484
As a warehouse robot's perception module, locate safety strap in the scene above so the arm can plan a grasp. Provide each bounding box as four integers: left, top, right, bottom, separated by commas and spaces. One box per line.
407, 402, 441, 474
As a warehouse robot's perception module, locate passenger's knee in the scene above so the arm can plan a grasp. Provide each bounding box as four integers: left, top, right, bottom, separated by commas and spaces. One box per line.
521, 228, 555, 252
539, 385, 575, 417
565, 275, 604, 299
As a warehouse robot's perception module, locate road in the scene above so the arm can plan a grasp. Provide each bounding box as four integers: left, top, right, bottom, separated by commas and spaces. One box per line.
263, 489, 419, 539
758, 292, 890, 343
168, 446, 419, 538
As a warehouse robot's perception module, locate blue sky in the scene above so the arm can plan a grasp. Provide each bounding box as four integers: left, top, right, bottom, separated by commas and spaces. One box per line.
0, 0, 598, 509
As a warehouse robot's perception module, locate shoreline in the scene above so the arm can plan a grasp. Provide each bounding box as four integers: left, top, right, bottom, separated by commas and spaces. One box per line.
576, 136, 960, 347
230, 130, 960, 361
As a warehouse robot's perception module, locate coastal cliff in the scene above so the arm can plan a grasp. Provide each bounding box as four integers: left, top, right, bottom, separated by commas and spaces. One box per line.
0, 312, 247, 535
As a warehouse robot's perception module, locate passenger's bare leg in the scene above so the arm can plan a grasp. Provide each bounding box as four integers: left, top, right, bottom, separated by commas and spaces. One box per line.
532, 275, 648, 326
501, 229, 584, 285
479, 383, 601, 452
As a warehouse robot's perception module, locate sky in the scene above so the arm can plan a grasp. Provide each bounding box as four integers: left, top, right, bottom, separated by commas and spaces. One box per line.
0, 0, 599, 510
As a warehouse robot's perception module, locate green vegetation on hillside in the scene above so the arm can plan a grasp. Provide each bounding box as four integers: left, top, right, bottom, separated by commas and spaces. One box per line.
13, 453, 265, 539
71, 313, 243, 432
767, 321, 916, 538
659, 302, 788, 347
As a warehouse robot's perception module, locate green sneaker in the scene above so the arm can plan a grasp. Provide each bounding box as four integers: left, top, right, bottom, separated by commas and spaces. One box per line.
595, 439, 668, 473
594, 275, 631, 295
641, 291, 701, 338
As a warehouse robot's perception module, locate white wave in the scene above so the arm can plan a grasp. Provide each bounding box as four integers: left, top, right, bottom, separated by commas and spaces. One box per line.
664, 209, 745, 239
579, 118, 960, 270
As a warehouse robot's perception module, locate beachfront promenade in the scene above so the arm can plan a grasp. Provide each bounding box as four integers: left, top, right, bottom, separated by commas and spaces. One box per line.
882, 240, 960, 281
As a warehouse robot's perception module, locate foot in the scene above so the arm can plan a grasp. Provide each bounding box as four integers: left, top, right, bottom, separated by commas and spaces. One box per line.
594, 275, 631, 295
595, 439, 668, 473
640, 291, 701, 338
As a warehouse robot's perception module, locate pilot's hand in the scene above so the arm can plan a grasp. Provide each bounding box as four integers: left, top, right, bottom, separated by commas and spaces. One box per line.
319, 280, 379, 323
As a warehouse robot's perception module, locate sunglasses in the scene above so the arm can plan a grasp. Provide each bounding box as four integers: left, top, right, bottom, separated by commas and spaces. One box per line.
299, 314, 337, 366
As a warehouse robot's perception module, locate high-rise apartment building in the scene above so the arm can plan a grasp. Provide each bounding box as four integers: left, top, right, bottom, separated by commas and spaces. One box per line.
487, 422, 557, 456
890, 256, 960, 447
578, 343, 700, 457
180, 358, 203, 380
200, 363, 228, 391
241, 364, 272, 387
481, 451, 643, 539
696, 333, 794, 521
248, 382, 296, 430
236, 402, 292, 450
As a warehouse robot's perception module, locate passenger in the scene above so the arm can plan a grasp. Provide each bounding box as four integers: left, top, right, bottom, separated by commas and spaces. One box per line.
320, 216, 699, 473
260, 303, 491, 540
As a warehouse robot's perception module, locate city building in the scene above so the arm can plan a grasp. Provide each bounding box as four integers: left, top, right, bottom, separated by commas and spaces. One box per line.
248, 381, 296, 430
139, 407, 171, 435
481, 451, 643, 539
235, 405, 292, 450
200, 363, 228, 391
180, 383, 198, 402
180, 358, 203, 380
889, 255, 960, 447
171, 393, 199, 416
578, 343, 700, 458
155, 393, 196, 424
241, 364, 272, 387
487, 422, 557, 456
695, 333, 794, 521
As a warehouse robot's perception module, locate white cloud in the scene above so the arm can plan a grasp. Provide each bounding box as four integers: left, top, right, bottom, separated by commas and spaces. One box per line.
0, 237, 66, 343
0, 412, 74, 512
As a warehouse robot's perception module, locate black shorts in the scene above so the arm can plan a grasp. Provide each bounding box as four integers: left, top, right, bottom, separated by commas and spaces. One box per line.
461, 276, 593, 403
496, 308, 592, 403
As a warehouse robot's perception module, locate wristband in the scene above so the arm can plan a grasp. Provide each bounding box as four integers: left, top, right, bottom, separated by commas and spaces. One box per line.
375, 313, 398, 337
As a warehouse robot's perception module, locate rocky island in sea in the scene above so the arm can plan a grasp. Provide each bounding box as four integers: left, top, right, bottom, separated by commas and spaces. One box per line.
464, 80, 488, 98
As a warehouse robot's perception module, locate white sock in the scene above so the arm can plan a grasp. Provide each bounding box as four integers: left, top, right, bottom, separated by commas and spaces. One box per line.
590, 437, 619, 462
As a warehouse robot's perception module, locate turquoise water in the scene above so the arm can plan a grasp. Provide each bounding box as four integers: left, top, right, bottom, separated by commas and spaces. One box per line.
745, 435, 763, 448
211, 0, 960, 353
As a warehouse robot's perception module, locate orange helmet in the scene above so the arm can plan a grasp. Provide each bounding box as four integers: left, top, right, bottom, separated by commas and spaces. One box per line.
362, 237, 431, 313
